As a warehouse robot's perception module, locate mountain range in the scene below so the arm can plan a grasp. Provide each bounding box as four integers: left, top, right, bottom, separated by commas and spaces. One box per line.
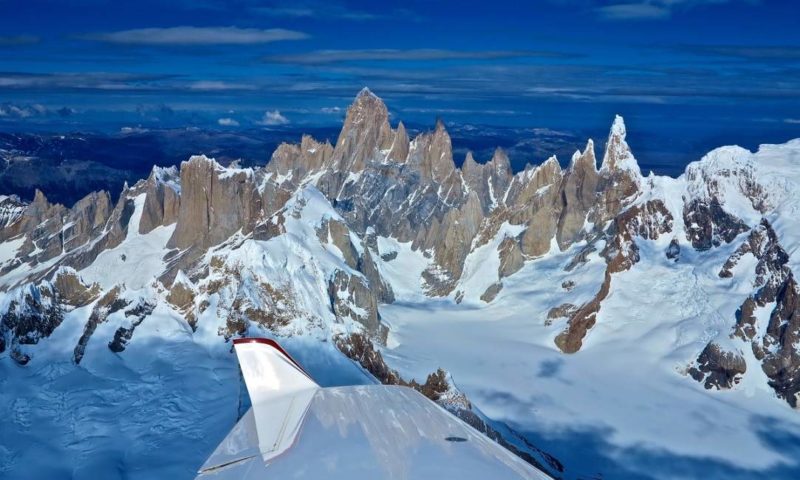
2, 88, 800, 479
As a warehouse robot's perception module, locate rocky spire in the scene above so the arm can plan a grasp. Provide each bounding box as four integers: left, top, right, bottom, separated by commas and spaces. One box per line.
331, 87, 393, 172
425, 119, 456, 183
387, 120, 409, 163
600, 115, 641, 176
558, 140, 600, 248
571, 139, 597, 171
591, 116, 643, 225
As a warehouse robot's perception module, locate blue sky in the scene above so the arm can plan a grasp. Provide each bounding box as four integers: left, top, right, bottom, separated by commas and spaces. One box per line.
1, 0, 798, 167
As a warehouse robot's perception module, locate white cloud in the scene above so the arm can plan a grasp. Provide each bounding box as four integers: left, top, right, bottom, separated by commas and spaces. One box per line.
321, 106, 343, 114
83, 26, 308, 45
217, 117, 239, 126
785, 118, 800, 124
258, 110, 289, 126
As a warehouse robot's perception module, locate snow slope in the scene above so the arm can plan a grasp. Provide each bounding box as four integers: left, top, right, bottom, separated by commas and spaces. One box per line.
380, 201, 800, 479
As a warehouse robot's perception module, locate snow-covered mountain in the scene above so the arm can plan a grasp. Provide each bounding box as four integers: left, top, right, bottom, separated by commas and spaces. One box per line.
3, 88, 800, 479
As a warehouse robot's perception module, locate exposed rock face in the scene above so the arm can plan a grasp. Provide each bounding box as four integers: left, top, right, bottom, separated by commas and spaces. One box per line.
331, 87, 395, 173
0, 195, 25, 232
317, 218, 359, 269
507, 157, 564, 258
688, 341, 747, 389
498, 236, 524, 279
462, 148, 513, 213
52, 268, 100, 307
592, 115, 642, 226
666, 238, 680, 261
328, 270, 384, 342
357, 243, 394, 304
108, 301, 155, 353
74, 286, 129, 364
139, 166, 180, 234
166, 272, 197, 329
554, 270, 611, 354
168, 155, 259, 250
1, 282, 62, 364
556, 142, 599, 248
759, 275, 800, 406
480, 282, 503, 303
684, 198, 749, 251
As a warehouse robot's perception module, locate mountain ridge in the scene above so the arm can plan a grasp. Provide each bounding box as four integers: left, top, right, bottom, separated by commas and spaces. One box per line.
3, 89, 800, 479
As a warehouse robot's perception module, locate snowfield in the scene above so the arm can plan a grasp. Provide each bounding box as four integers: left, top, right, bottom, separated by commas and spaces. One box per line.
380, 236, 800, 478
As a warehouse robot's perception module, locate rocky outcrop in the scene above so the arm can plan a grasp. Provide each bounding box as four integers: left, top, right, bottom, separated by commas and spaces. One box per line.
0, 195, 25, 232
52, 268, 100, 307
74, 286, 129, 364
108, 300, 156, 353
480, 282, 503, 303
591, 116, 642, 226
0, 283, 62, 364
317, 218, 359, 269
331, 87, 395, 173
684, 198, 749, 251
554, 270, 611, 354
759, 275, 800, 406
166, 271, 197, 329
328, 270, 384, 341
462, 148, 513, 213
688, 341, 747, 389
357, 243, 394, 304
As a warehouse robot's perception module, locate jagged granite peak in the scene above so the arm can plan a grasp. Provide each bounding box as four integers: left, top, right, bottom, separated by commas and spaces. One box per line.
489, 147, 512, 173
600, 115, 641, 177
332, 87, 394, 172
386, 120, 410, 163
570, 139, 597, 171
463, 151, 479, 171
268, 135, 334, 181
591, 116, 643, 226
462, 148, 513, 213
167, 154, 258, 250
557, 140, 600, 248
407, 118, 458, 184
139, 165, 181, 235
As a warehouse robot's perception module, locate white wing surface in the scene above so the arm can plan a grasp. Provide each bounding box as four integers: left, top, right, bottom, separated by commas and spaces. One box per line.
197, 338, 551, 480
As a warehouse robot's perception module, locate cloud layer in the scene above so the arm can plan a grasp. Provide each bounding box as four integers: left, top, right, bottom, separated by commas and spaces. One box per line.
263, 48, 573, 64
82, 26, 308, 45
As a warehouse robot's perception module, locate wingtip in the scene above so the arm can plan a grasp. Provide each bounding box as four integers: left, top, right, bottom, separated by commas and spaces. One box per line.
233, 337, 314, 381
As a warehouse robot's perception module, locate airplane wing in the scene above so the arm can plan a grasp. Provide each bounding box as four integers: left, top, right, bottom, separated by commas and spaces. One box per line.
196, 338, 551, 480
